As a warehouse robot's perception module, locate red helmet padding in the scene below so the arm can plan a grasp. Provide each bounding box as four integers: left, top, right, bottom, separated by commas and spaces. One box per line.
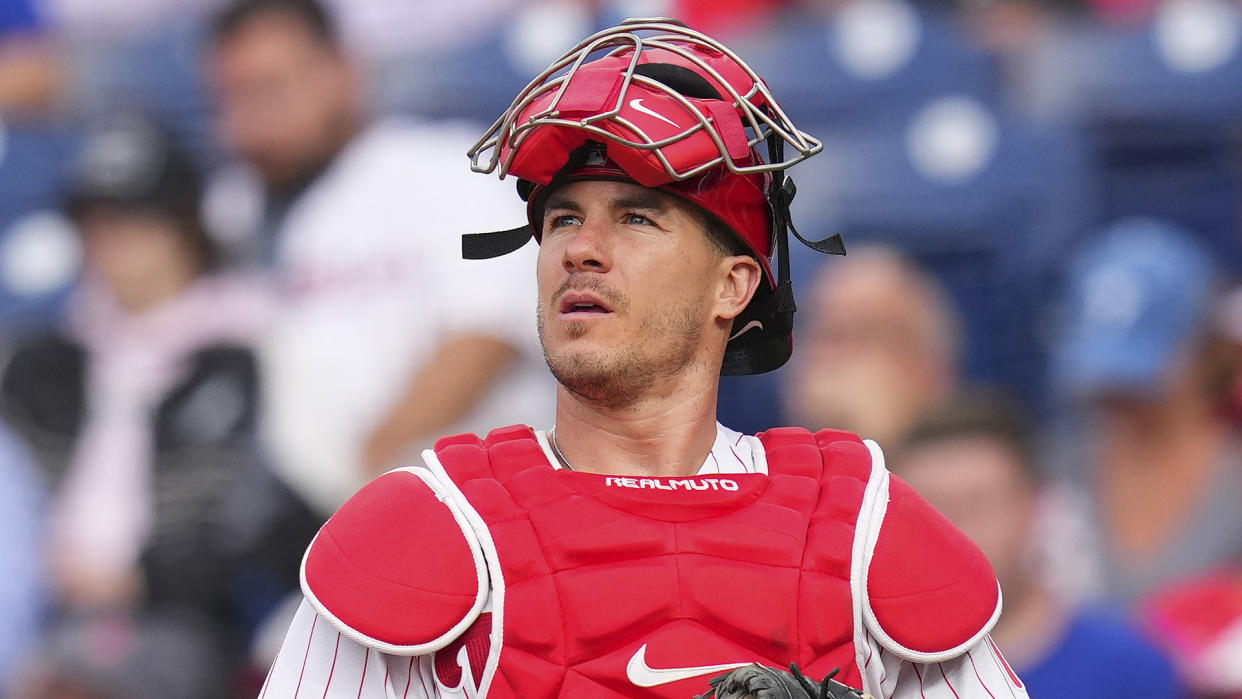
303, 470, 482, 647
704, 99, 753, 160
867, 475, 1000, 654
506, 49, 756, 188
508, 97, 734, 189
551, 61, 619, 115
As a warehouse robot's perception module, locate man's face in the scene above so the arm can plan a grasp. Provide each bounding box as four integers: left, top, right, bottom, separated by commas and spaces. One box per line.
535, 179, 746, 408
209, 11, 355, 188
78, 206, 196, 311
788, 255, 954, 443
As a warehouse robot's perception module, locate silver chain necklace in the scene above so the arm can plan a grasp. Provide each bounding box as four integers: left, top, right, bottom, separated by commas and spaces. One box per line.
547, 427, 575, 471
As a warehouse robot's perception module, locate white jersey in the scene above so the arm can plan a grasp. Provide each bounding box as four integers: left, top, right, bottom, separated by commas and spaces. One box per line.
260, 425, 1029, 698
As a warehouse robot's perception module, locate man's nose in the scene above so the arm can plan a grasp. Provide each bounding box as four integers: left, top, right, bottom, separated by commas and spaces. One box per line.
562, 219, 610, 273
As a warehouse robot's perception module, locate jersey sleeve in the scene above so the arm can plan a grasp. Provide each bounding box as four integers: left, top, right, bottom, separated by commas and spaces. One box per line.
859, 630, 1030, 698
259, 598, 440, 698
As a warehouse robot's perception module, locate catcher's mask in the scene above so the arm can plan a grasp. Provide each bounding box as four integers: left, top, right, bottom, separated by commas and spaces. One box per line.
465, 17, 843, 375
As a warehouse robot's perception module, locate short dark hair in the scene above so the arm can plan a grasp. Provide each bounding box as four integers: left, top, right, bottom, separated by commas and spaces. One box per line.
699, 210, 752, 259
898, 388, 1040, 482
211, 0, 338, 46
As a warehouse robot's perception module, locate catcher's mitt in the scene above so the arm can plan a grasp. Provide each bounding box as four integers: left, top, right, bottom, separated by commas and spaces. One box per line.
695, 663, 873, 699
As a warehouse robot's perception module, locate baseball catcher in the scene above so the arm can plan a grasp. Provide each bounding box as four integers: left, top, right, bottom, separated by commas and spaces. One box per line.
260, 16, 1028, 699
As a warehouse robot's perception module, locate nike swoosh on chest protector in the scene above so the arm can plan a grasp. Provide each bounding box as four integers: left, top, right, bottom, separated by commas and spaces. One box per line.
625, 643, 749, 688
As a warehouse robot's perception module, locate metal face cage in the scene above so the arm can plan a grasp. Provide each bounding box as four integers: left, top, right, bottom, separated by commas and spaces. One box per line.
467, 17, 823, 183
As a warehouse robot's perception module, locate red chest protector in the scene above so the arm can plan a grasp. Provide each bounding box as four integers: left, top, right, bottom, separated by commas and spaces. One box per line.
302, 426, 1000, 698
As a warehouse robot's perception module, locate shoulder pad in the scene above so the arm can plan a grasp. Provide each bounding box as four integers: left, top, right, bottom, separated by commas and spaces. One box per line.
301, 467, 488, 655
862, 469, 1001, 663
758, 427, 867, 481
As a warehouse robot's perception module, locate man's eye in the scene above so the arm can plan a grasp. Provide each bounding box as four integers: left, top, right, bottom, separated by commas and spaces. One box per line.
624, 213, 652, 226
547, 214, 579, 230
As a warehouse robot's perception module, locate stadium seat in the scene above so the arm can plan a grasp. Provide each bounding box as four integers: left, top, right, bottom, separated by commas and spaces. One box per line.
0, 123, 82, 329
1060, 1, 1242, 271
74, 19, 217, 167
747, 0, 998, 129
379, 3, 598, 123
787, 96, 1094, 407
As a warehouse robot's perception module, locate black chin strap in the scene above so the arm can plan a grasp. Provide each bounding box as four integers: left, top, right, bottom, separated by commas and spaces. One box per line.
463, 144, 609, 260
777, 178, 847, 256
462, 224, 533, 260
764, 135, 846, 335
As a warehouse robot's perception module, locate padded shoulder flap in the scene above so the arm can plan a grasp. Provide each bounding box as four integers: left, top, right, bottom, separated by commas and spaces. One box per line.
862, 470, 1001, 663
301, 466, 488, 655
758, 426, 867, 480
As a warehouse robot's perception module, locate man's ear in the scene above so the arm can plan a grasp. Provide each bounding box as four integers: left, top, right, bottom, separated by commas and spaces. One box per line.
715, 255, 762, 321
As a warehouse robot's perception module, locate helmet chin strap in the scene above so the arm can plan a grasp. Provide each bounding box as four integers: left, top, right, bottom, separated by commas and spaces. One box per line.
764, 134, 846, 337
462, 224, 533, 260
461, 142, 611, 260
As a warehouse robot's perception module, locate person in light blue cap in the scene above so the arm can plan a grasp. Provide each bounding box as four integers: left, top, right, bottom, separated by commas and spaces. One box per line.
1050, 217, 1242, 608
1054, 217, 1218, 399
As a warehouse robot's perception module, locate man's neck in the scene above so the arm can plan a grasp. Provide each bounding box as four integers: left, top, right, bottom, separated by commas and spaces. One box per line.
551, 372, 721, 478
266, 118, 363, 203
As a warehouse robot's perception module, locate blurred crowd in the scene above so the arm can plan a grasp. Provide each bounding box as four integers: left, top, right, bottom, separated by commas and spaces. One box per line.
0, 0, 1241, 696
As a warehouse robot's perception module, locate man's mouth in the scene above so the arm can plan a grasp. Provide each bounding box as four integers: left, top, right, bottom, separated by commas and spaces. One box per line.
558, 291, 613, 317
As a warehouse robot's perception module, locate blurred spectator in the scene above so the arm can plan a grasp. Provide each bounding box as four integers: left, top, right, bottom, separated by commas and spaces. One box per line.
1050, 217, 1242, 605
1130, 283, 1242, 697
1143, 569, 1242, 697
0, 114, 318, 699
207, 0, 552, 513
784, 244, 961, 444
894, 390, 1188, 696
0, 422, 44, 693
0, 0, 63, 118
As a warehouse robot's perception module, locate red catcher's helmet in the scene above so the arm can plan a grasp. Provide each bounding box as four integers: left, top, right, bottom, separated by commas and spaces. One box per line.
465, 18, 842, 375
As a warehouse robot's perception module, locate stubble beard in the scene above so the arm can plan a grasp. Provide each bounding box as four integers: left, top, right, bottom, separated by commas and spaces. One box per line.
538, 293, 706, 411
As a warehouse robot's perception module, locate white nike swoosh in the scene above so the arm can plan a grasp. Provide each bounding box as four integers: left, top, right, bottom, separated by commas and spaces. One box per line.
626, 644, 749, 688
728, 319, 764, 341
629, 98, 680, 128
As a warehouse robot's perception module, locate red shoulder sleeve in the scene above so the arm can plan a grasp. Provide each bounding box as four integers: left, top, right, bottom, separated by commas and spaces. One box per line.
301, 467, 487, 655
864, 474, 1001, 661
